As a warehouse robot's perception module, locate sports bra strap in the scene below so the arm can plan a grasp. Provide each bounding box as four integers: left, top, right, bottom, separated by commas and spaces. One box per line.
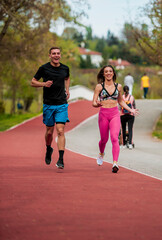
115, 83, 118, 88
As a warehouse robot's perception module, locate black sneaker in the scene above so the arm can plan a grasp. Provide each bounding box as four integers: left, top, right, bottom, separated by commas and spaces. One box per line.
56, 159, 64, 169
112, 163, 119, 173
45, 147, 53, 165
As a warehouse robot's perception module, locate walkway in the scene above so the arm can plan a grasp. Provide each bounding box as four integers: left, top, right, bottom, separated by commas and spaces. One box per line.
66, 99, 162, 179
0, 100, 162, 240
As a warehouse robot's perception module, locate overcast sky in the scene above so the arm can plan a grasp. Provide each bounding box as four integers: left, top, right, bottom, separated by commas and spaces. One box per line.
53, 0, 150, 38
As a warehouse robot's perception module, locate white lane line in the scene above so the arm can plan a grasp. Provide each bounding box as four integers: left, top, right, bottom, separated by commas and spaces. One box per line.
66, 113, 98, 133
4, 99, 79, 132
65, 146, 162, 181
6, 113, 42, 132
64, 113, 162, 181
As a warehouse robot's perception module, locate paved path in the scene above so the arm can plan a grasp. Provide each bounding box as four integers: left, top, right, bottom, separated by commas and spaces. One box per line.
0, 100, 162, 240
65, 99, 162, 180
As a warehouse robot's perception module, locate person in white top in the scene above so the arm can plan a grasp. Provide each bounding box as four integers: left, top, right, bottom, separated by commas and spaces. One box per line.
124, 73, 134, 95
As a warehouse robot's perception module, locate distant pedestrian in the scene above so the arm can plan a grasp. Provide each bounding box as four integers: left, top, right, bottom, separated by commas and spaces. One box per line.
124, 73, 134, 95
141, 73, 150, 98
31, 47, 70, 169
120, 86, 136, 149
92, 65, 139, 173
17, 101, 23, 114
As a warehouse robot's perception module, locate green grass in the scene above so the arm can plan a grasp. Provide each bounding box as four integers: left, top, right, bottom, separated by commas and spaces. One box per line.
153, 114, 162, 140
4, 99, 41, 114
0, 112, 41, 132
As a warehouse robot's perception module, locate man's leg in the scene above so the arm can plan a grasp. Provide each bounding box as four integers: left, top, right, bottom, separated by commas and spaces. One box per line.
45, 126, 54, 165
45, 126, 54, 145
56, 123, 65, 169
143, 88, 148, 98
129, 85, 133, 95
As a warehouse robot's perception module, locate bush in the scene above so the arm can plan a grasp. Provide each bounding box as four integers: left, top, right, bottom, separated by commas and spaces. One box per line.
0, 100, 5, 113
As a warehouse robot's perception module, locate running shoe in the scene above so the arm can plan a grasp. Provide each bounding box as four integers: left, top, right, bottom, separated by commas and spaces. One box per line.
56, 159, 64, 169
112, 163, 119, 173
97, 153, 104, 166
129, 144, 133, 150
45, 147, 53, 165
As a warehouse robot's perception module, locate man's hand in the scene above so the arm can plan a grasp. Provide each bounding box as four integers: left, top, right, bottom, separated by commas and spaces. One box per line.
44, 80, 53, 87
66, 90, 70, 100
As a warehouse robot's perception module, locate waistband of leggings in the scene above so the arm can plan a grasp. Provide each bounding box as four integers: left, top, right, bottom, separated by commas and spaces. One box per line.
100, 106, 118, 112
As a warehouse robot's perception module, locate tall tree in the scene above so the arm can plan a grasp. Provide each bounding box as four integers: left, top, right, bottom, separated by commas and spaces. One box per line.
107, 30, 119, 46
131, 0, 162, 66
0, 0, 87, 113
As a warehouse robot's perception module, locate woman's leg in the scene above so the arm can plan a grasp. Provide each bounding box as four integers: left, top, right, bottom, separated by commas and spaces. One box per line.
121, 115, 127, 146
98, 111, 109, 154
128, 115, 135, 144
109, 114, 121, 161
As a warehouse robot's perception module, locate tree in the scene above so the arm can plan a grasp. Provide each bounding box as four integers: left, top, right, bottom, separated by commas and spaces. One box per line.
62, 27, 84, 44
0, 0, 87, 113
131, 0, 162, 66
107, 30, 119, 46
0, 0, 79, 43
86, 26, 93, 40
96, 37, 106, 52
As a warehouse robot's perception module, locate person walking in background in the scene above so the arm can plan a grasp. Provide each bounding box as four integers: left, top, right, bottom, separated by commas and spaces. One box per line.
124, 73, 134, 95
120, 86, 136, 150
92, 65, 138, 173
141, 73, 150, 98
31, 47, 70, 169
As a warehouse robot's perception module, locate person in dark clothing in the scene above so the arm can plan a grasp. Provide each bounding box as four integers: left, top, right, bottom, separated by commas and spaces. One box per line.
120, 86, 136, 149
31, 47, 70, 169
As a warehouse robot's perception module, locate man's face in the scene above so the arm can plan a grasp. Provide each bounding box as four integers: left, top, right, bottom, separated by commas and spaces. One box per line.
49, 49, 61, 64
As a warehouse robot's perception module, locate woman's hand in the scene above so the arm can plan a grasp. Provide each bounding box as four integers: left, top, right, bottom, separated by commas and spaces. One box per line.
131, 108, 139, 116
93, 100, 102, 108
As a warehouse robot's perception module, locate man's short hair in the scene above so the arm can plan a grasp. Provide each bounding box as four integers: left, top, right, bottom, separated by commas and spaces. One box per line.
49, 47, 61, 54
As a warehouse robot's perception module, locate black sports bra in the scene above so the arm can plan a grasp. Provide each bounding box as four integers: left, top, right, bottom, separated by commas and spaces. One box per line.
99, 83, 119, 101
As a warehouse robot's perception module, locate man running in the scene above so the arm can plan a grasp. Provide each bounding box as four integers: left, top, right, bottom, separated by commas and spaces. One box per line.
124, 73, 134, 95
31, 47, 70, 169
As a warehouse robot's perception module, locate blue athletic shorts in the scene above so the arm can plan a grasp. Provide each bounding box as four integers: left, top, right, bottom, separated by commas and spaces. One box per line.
43, 103, 69, 127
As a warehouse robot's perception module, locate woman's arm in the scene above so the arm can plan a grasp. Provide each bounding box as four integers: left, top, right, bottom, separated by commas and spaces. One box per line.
92, 84, 102, 107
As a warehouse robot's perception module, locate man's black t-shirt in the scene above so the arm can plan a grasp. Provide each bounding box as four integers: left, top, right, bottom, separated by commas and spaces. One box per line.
34, 62, 70, 105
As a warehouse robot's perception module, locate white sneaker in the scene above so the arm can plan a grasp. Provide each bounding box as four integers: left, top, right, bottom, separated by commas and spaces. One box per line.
129, 144, 133, 150
112, 163, 119, 173
97, 153, 104, 166
123, 145, 126, 149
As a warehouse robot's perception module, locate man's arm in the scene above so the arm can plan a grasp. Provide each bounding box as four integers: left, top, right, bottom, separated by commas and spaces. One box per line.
31, 78, 53, 88
65, 77, 70, 100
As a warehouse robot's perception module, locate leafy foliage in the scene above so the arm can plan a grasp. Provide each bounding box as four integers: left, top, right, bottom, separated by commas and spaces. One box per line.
127, 0, 162, 66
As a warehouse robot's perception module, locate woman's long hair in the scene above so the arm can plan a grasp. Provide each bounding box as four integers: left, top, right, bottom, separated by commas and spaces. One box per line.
123, 85, 129, 97
97, 65, 116, 84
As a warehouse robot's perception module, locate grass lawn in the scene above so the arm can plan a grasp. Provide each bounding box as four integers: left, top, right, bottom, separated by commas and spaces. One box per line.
153, 114, 162, 140
0, 112, 41, 132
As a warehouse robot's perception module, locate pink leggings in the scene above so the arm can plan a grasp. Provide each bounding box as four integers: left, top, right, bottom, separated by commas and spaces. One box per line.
98, 107, 121, 161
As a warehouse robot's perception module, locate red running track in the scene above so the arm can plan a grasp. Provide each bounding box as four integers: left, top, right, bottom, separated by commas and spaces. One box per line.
0, 100, 162, 240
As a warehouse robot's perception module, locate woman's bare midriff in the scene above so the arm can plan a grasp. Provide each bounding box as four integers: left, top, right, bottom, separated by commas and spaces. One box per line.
100, 99, 118, 108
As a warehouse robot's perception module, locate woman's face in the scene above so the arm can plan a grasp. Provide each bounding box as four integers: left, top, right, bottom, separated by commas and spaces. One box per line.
103, 67, 114, 81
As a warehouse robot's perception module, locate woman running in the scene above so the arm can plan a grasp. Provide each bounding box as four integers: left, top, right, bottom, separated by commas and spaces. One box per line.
92, 65, 138, 173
